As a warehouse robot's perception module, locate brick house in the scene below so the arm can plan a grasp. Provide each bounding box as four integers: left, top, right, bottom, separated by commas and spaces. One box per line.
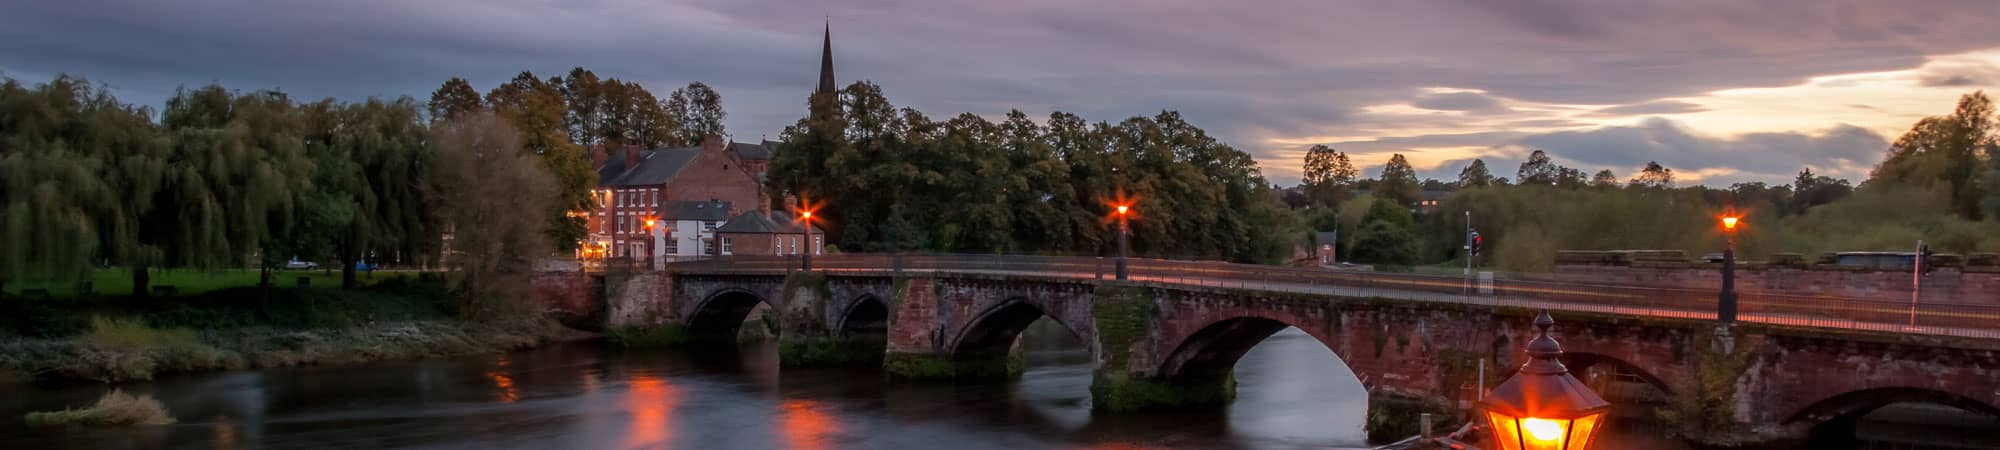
714, 210, 823, 256
583, 134, 770, 263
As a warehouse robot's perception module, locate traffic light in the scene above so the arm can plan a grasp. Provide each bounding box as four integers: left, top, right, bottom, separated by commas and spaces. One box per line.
1470, 231, 1483, 256
1920, 244, 1936, 275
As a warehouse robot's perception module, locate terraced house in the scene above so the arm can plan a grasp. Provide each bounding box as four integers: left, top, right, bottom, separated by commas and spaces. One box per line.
583, 134, 772, 265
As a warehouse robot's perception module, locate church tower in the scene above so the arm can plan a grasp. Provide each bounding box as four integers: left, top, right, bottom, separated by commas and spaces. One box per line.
817, 21, 836, 97
808, 20, 841, 121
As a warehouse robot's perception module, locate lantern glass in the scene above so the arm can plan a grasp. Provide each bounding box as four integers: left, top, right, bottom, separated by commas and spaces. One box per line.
1487, 410, 1606, 450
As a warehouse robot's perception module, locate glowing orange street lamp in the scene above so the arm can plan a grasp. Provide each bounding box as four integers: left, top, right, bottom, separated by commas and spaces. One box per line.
798, 204, 816, 272
1718, 214, 1741, 322
1481, 311, 1610, 450
1114, 203, 1131, 280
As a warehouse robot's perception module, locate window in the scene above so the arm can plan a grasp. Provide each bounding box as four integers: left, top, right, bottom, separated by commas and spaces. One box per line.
702, 238, 715, 255
773, 237, 781, 254
789, 236, 798, 255
814, 236, 823, 255
663, 236, 679, 254
703, 221, 717, 231
721, 237, 734, 255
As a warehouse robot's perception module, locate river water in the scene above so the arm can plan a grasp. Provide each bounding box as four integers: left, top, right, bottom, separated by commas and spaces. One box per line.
6, 323, 1952, 450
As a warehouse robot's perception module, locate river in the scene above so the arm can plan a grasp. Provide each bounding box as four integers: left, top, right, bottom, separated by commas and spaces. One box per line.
2, 322, 1980, 449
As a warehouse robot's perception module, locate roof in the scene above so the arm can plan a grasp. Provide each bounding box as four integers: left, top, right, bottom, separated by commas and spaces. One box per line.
597, 147, 701, 187
716, 211, 823, 234
729, 142, 772, 161
1315, 231, 1338, 245
659, 200, 731, 221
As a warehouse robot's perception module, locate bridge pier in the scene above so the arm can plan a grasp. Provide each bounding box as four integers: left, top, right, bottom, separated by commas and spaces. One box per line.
777, 272, 887, 367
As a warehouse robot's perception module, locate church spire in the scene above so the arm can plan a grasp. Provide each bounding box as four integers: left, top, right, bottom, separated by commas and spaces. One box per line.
816, 20, 836, 96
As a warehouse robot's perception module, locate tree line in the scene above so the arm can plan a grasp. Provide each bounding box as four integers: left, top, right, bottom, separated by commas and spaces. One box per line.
766, 82, 1300, 262
1288, 91, 2000, 271
0, 70, 726, 313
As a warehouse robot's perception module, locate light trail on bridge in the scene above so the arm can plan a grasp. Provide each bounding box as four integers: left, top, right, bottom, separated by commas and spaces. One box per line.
658, 255, 2000, 340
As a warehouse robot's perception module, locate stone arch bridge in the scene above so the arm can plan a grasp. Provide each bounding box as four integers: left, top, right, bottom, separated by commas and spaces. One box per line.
532, 256, 2000, 445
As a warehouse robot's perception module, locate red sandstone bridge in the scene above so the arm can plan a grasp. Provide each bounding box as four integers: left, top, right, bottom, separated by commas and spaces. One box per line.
537, 253, 2000, 446
662, 254, 2000, 339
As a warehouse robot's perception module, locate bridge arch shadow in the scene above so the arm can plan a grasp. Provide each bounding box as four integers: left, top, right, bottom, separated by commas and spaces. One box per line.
836, 295, 889, 338
949, 298, 1093, 364
1156, 315, 1369, 443
687, 288, 775, 339
1559, 352, 1673, 404
1789, 387, 2000, 448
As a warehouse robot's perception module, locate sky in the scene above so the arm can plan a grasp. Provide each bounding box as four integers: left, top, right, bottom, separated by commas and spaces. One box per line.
5, 0, 2000, 187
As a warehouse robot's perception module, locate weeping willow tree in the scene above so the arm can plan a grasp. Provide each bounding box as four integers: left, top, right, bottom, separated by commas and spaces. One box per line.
0, 76, 167, 294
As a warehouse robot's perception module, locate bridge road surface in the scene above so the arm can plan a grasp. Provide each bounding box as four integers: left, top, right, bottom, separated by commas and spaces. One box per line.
671, 256, 2000, 341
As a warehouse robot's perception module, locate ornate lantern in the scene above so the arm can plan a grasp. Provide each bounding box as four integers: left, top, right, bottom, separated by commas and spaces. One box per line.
1479, 311, 1611, 450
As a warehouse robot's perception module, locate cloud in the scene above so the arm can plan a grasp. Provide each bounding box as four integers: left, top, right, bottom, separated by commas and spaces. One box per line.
1590, 100, 1708, 116
1513, 118, 1887, 184
1411, 92, 1511, 113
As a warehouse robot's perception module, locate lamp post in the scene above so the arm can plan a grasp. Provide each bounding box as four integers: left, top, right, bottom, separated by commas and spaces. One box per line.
800, 209, 814, 272
1115, 204, 1130, 280
1481, 311, 1611, 450
1718, 215, 1740, 323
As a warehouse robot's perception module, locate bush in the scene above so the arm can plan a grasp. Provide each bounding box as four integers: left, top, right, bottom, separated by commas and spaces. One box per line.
80, 317, 195, 351
24, 390, 176, 427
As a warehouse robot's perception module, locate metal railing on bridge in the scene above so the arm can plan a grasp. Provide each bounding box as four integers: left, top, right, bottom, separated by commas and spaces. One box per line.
661, 254, 2000, 340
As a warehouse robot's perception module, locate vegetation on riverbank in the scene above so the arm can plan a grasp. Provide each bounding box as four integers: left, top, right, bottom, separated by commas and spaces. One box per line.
24, 390, 176, 427
0, 278, 569, 383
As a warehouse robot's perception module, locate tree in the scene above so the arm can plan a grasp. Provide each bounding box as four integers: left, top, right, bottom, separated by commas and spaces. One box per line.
427, 77, 483, 122
1555, 167, 1588, 189
1589, 169, 1619, 189
1791, 167, 1852, 214
1873, 91, 1995, 219
1629, 161, 1675, 189
428, 111, 556, 321
1456, 159, 1493, 188
666, 82, 726, 145
1302, 144, 1357, 205
146, 85, 313, 294
0, 75, 167, 293
486, 71, 593, 252
1516, 150, 1560, 186
1349, 198, 1417, 265
1377, 154, 1420, 206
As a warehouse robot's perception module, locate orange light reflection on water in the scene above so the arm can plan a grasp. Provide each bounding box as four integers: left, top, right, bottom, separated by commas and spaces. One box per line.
485, 356, 518, 403
778, 399, 842, 450
626, 374, 682, 449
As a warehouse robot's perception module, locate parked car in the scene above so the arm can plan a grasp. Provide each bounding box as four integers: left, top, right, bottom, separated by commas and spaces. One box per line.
284, 259, 319, 270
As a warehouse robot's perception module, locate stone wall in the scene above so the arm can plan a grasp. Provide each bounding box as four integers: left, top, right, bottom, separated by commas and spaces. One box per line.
1546, 257, 2000, 305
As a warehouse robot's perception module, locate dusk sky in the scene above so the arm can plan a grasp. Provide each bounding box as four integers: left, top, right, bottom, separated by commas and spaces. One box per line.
6, 0, 2000, 186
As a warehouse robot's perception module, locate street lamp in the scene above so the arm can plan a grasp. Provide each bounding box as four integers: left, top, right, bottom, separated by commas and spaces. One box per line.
1718, 214, 1740, 323
1115, 203, 1130, 280
799, 208, 815, 272
1481, 311, 1610, 450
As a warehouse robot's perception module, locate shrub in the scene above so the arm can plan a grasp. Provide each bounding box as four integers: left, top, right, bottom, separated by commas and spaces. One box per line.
24, 389, 175, 427
80, 316, 195, 351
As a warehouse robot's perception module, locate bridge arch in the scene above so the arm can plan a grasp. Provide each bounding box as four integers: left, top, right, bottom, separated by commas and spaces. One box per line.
1157, 313, 1358, 385
836, 294, 889, 338
1560, 352, 1674, 397
686, 288, 776, 339
948, 297, 1094, 359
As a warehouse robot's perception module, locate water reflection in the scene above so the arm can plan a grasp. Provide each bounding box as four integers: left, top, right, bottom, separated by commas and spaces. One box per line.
778, 399, 842, 450
624, 374, 681, 449
9, 326, 1960, 449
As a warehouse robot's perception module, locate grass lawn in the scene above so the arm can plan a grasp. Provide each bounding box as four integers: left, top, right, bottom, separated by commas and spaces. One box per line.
6, 268, 424, 298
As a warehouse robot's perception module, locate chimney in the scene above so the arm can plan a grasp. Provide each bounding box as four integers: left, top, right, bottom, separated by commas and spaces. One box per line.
700, 133, 724, 154
624, 141, 642, 169
590, 143, 607, 169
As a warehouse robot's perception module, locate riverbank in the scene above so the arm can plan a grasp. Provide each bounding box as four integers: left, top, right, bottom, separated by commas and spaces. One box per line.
0, 278, 582, 383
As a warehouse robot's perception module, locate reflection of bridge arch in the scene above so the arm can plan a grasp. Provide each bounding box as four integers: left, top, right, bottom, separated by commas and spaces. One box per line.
949, 297, 1093, 359
687, 288, 774, 338
1788, 387, 2000, 424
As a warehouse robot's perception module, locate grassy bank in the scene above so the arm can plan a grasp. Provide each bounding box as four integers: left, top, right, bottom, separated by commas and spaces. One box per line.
24, 390, 175, 427
3, 268, 417, 298
0, 278, 570, 383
